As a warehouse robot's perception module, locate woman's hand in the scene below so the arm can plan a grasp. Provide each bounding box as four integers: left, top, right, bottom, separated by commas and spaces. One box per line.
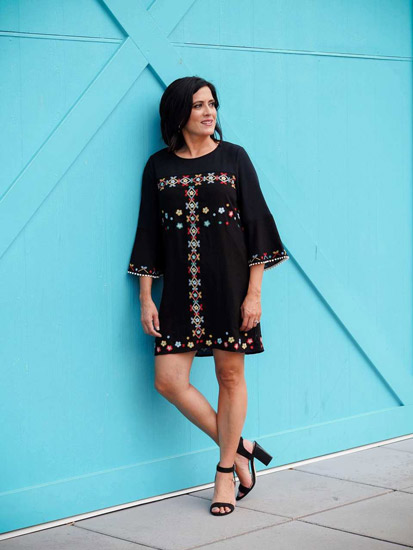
140, 297, 162, 337
240, 291, 262, 332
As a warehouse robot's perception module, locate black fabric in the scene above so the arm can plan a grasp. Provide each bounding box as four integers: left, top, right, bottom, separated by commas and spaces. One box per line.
128, 156, 164, 278
128, 139, 289, 357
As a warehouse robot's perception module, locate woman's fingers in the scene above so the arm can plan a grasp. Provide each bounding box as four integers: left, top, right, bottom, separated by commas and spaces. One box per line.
240, 313, 260, 331
153, 312, 161, 333
240, 309, 261, 331
142, 318, 162, 337
240, 300, 261, 331
140, 302, 162, 337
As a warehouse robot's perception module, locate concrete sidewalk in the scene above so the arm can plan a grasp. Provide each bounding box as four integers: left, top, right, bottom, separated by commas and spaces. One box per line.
2, 437, 413, 549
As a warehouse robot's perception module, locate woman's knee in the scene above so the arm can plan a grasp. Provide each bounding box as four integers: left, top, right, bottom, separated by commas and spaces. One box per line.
154, 352, 194, 396
215, 356, 245, 390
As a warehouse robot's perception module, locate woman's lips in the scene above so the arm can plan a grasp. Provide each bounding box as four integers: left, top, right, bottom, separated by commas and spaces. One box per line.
201, 120, 214, 126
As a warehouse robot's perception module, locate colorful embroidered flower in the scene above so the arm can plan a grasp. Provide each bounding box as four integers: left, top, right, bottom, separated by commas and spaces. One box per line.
202, 206, 209, 213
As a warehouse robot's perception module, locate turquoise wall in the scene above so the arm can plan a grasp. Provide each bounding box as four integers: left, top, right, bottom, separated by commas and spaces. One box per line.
1, 0, 412, 534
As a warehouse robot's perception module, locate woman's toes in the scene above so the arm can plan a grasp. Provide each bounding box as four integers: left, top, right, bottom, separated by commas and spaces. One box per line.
211, 471, 235, 514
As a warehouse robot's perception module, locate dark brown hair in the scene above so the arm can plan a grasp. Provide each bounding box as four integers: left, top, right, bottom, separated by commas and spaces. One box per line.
159, 76, 223, 152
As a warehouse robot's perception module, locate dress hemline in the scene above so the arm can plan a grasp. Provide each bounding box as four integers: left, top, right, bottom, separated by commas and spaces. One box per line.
154, 343, 265, 357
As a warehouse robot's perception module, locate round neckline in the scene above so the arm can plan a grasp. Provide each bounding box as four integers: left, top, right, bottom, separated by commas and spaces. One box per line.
173, 140, 222, 160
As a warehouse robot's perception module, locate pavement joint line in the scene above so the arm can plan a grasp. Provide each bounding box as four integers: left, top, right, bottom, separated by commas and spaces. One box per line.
174, 519, 296, 550
187, 494, 296, 520
296, 518, 413, 548
188, 486, 398, 521
292, 468, 411, 491
279, 489, 398, 520
73, 524, 164, 549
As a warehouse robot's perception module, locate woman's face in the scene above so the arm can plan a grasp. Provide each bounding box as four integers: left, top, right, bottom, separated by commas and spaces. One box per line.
182, 86, 216, 138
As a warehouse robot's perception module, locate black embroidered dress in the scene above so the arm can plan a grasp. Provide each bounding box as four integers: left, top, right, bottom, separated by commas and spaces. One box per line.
127, 140, 289, 357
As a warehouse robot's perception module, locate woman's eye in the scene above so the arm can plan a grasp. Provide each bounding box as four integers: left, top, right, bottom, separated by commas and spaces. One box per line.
194, 102, 216, 108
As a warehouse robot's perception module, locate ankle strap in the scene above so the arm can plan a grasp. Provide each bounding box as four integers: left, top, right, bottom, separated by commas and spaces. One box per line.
237, 436, 253, 460
216, 462, 235, 473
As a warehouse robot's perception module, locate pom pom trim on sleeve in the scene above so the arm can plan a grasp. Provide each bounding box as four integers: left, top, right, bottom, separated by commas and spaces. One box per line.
248, 248, 289, 270
128, 263, 163, 278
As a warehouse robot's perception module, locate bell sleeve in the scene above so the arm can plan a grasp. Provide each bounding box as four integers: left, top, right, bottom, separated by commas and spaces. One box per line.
127, 156, 164, 278
236, 146, 289, 271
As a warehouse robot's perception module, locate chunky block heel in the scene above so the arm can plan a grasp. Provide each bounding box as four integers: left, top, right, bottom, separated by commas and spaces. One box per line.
253, 441, 273, 466
235, 436, 274, 501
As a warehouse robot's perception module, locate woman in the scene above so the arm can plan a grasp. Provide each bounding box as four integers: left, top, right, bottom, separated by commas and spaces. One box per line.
127, 76, 289, 516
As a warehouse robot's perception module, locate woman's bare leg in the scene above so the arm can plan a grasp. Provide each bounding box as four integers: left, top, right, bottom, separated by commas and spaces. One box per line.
154, 351, 220, 444
154, 349, 254, 509
210, 349, 247, 513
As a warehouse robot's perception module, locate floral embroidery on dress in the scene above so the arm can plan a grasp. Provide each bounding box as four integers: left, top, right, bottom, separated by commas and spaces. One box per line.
186, 177, 205, 340
155, 331, 264, 355
157, 172, 236, 191
128, 263, 163, 278
157, 172, 239, 344
248, 249, 289, 269
161, 203, 242, 231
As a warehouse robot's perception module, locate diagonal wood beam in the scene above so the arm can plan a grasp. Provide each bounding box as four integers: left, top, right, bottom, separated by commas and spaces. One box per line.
0, 38, 146, 258
102, 0, 194, 84
0, 0, 194, 261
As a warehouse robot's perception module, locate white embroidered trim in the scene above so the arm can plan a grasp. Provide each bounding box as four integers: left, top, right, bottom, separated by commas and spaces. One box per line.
249, 255, 290, 270
127, 270, 163, 278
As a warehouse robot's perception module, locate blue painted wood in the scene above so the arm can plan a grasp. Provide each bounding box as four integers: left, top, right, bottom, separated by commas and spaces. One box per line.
0, 0, 411, 535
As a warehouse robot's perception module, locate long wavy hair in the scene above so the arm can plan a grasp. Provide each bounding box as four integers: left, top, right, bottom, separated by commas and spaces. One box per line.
159, 76, 223, 153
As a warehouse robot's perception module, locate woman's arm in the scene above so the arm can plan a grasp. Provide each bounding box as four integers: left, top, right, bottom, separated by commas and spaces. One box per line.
139, 277, 162, 337
240, 263, 264, 332
247, 263, 264, 297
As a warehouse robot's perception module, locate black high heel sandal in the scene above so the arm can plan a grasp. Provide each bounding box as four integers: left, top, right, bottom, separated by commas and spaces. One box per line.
209, 462, 236, 516
235, 436, 273, 501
